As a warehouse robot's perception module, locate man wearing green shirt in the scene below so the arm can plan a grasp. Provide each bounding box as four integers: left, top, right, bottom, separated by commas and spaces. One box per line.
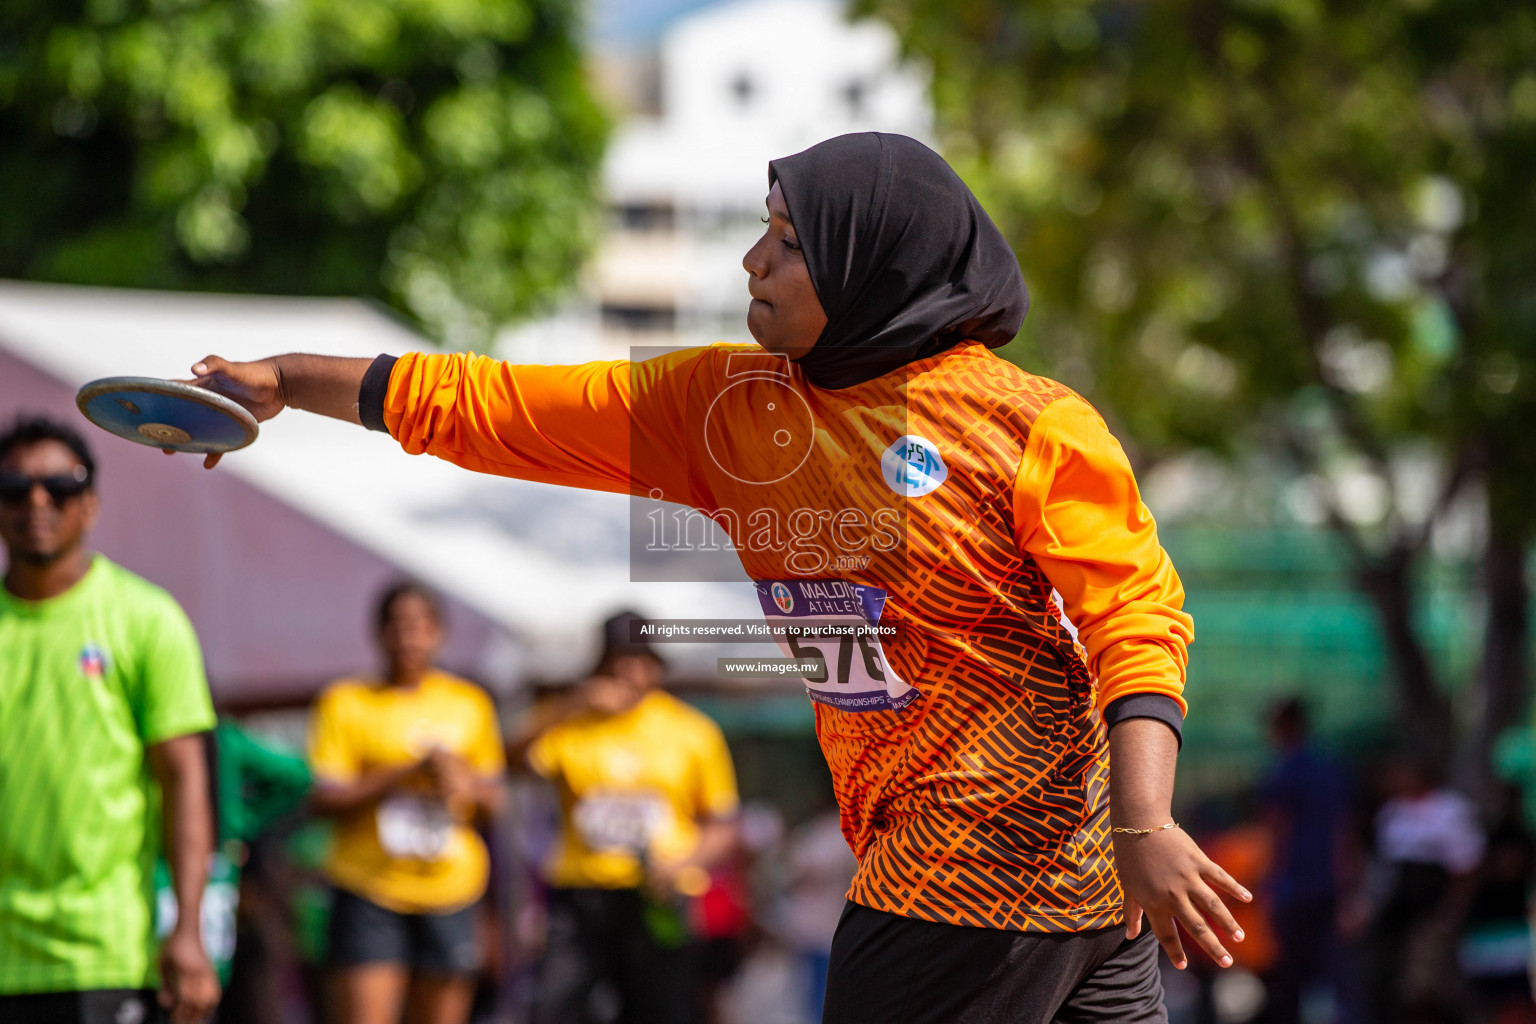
0, 417, 221, 1024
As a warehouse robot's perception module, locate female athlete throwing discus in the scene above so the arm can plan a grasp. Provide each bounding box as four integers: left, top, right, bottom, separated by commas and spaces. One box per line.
181, 133, 1249, 1023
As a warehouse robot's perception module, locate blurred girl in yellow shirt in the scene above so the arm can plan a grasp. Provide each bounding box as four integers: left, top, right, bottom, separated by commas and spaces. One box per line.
308, 582, 506, 1024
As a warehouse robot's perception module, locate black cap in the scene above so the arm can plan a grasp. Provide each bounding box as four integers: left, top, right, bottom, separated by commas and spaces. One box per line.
594, 610, 665, 672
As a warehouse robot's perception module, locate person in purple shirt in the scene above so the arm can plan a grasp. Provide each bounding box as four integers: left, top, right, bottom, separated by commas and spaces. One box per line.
1261, 698, 1351, 1024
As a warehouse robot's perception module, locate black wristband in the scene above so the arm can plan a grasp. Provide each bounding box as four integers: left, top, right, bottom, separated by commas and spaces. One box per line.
1103, 693, 1184, 748
358, 354, 398, 434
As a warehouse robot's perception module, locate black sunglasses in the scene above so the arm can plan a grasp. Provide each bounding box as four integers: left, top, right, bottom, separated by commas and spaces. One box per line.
0, 468, 92, 505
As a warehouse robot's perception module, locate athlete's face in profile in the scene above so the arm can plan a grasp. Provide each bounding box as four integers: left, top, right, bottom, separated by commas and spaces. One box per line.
743, 182, 828, 360
379, 592, 443, 680
0, 440, 98, 566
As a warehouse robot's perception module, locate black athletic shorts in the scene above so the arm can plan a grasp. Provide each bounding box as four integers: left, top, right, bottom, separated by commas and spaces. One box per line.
327, 886, 482, 975
0, 989, 165, 1024
531, 887, 695, 1024
821, 901, 1167, 1024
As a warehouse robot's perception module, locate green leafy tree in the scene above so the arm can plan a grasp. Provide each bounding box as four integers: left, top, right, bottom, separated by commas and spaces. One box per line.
0, 0, 609, 343
860, 0, 1536, 778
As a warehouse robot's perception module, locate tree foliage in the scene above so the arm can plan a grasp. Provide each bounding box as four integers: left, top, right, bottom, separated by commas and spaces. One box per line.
0, 0, 609, 343
860, 0, 1536, 772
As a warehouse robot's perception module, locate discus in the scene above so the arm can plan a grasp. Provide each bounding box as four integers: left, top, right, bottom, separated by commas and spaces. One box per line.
75, 377, 259, 454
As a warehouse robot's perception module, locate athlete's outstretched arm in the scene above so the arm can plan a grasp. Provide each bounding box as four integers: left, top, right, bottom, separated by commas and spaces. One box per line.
180, 350, 701, 502
175, 354, 372, 467
379, 350, 698, 498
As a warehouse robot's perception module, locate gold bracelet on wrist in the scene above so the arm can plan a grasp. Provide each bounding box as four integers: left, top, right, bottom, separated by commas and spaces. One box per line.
1111, 821, 1180, 836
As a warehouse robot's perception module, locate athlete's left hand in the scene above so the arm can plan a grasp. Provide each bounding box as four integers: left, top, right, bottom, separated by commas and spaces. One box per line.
1114, 826, 1251, 971
158, 922, 221, 1023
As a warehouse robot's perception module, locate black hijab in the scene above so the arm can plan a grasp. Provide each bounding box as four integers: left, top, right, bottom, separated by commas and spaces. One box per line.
767, 132, 1029, 390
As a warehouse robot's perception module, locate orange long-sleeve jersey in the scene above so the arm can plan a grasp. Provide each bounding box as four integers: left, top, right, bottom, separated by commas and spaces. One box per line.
379, 340, 1192, 932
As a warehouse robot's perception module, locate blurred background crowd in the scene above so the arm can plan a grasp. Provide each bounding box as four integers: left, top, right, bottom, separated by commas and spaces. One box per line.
155, 615, 1536, 1024
2, 0, 1535, 1021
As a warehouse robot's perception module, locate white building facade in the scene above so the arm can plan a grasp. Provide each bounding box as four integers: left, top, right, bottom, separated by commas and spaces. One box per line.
498, 0, 932, 363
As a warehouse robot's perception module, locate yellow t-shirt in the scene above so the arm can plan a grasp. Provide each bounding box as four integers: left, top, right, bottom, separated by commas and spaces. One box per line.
308, 671, 506, 914
528, 691, 739, 890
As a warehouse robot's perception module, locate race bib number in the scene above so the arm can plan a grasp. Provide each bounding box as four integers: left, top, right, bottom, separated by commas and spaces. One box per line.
754, 578, 917, 712
573, 792, 667, 852
377, 794, 453, 861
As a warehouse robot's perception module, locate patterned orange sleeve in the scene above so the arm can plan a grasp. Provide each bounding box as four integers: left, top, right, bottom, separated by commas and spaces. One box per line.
381, 349, 706, 502
1012, 396, 1193, 715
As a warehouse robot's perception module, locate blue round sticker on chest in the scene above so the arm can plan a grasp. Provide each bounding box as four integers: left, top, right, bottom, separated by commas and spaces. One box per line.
880, 435, 948, 497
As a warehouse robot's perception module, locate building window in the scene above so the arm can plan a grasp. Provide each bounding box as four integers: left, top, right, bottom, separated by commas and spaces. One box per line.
841, 78, 869, 118
601, 304, 677, 333
730, 72, 756, 107
613, 202, 675, 232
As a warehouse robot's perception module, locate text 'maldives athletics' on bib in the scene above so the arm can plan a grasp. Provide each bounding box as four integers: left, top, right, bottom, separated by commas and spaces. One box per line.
754, 578, 915, 712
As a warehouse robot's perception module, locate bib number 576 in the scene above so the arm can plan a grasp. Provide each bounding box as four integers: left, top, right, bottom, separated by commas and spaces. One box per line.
785, 627, 886, 686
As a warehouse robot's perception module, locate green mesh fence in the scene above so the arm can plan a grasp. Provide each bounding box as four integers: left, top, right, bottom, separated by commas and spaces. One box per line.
1164, 528, 1478, 801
